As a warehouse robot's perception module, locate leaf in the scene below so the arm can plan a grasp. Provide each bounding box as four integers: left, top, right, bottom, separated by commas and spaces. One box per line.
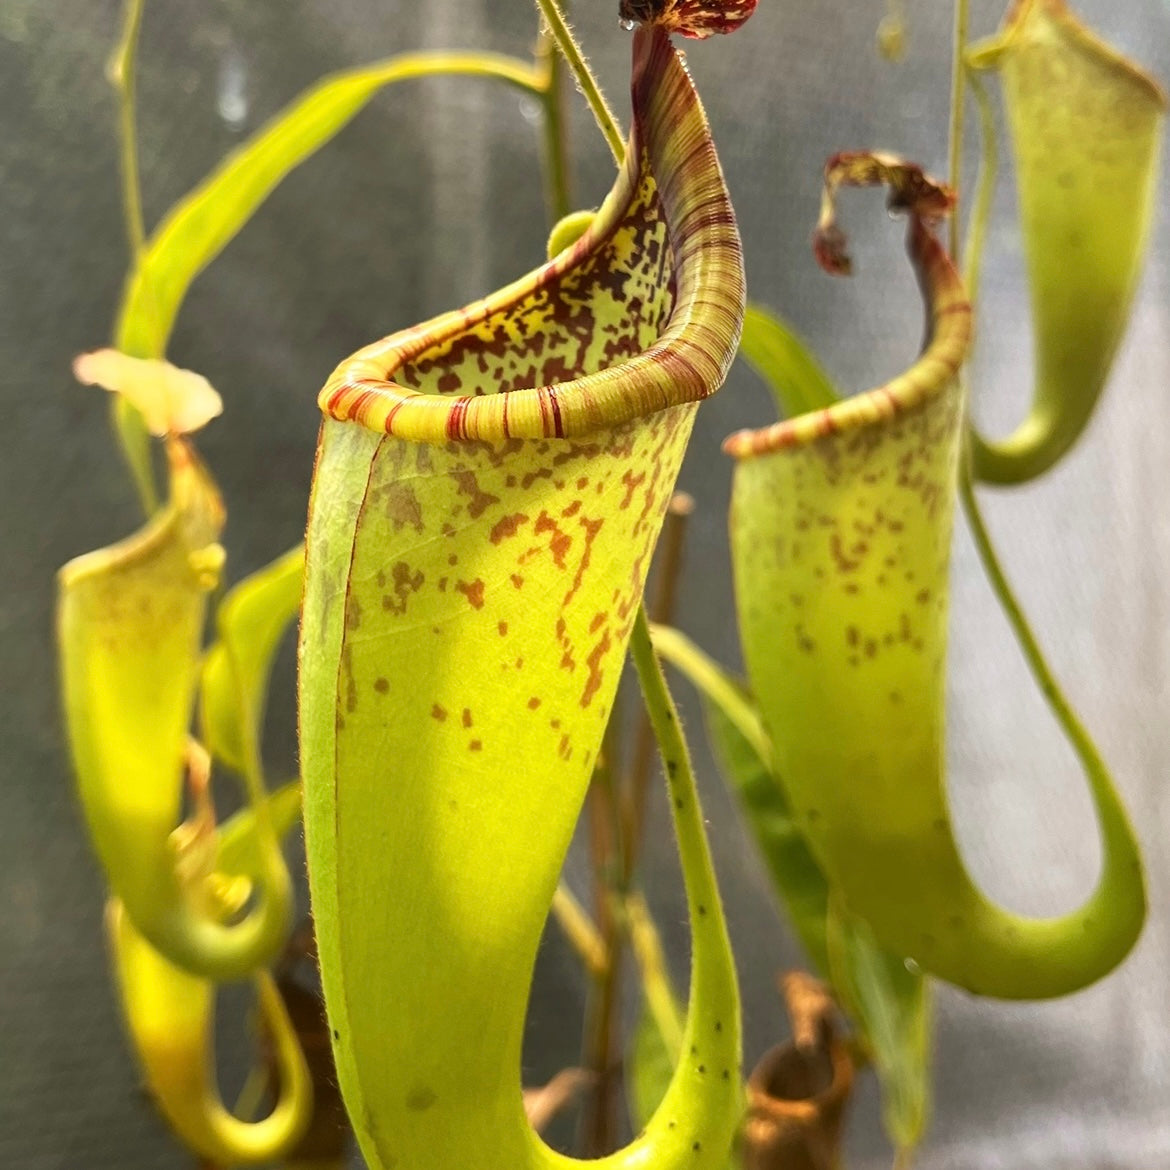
300, 26, 746, 1170
115, 53, 540, 362
200, 545, 305, 775
109, 51, 542, 501
738, 304, 840, 421
826, 905, 931, 1154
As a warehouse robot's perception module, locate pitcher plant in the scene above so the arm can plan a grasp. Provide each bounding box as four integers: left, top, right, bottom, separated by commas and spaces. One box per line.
49, 0, 1169, 1165
300, 18, 746, 1170
967, 0, 1165, 483
725, 153, 1145, 999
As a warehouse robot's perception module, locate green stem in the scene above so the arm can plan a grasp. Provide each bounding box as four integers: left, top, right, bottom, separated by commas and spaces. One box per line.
960, 69, 997, 308
958, 455, 1119, 823
582, 497, 693, 1151
534, 0, 625, 162
628, 599, 737, 1028
109, 0, 159, 517
536, 28, 573, 222
552, 883, 609, 979
623, 494, 693, 886
109, 0, 147, 259
648, 622, 773, 767
946, 0, 970, 260
579, 713, 624, 1155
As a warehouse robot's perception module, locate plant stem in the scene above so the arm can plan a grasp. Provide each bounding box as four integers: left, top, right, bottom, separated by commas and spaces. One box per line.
961, 69, 998, 307
109, 0, 160, 516
588, 712, 625, 933
958, 457, 1117, 803
647, 622, 773, 766
536, 29, 573, 223
534, 0, 626, 163
579, 711, 623, 1155
552, 883, 609, 979
946, 0, 970, 259
622, 494, 694, 885
627, 596, 718, 922
109, 0, 147, 259
579, 497, 694, 1152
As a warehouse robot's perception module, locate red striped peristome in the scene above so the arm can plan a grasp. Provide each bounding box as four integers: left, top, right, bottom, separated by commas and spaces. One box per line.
722, 153, 972, 460
318, 25, 744, 445
619, 0, 758, 39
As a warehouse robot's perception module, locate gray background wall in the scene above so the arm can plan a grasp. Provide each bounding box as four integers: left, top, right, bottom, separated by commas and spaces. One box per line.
2, 0, 1168, 1166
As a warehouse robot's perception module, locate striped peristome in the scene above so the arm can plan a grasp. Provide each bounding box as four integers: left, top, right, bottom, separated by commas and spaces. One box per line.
320, 27, 742, 442
619, 0, 758, 39
724, 154, 970, 458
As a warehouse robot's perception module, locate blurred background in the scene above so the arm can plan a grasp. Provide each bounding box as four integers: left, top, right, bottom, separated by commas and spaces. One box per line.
2, 0, 1168, 1166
